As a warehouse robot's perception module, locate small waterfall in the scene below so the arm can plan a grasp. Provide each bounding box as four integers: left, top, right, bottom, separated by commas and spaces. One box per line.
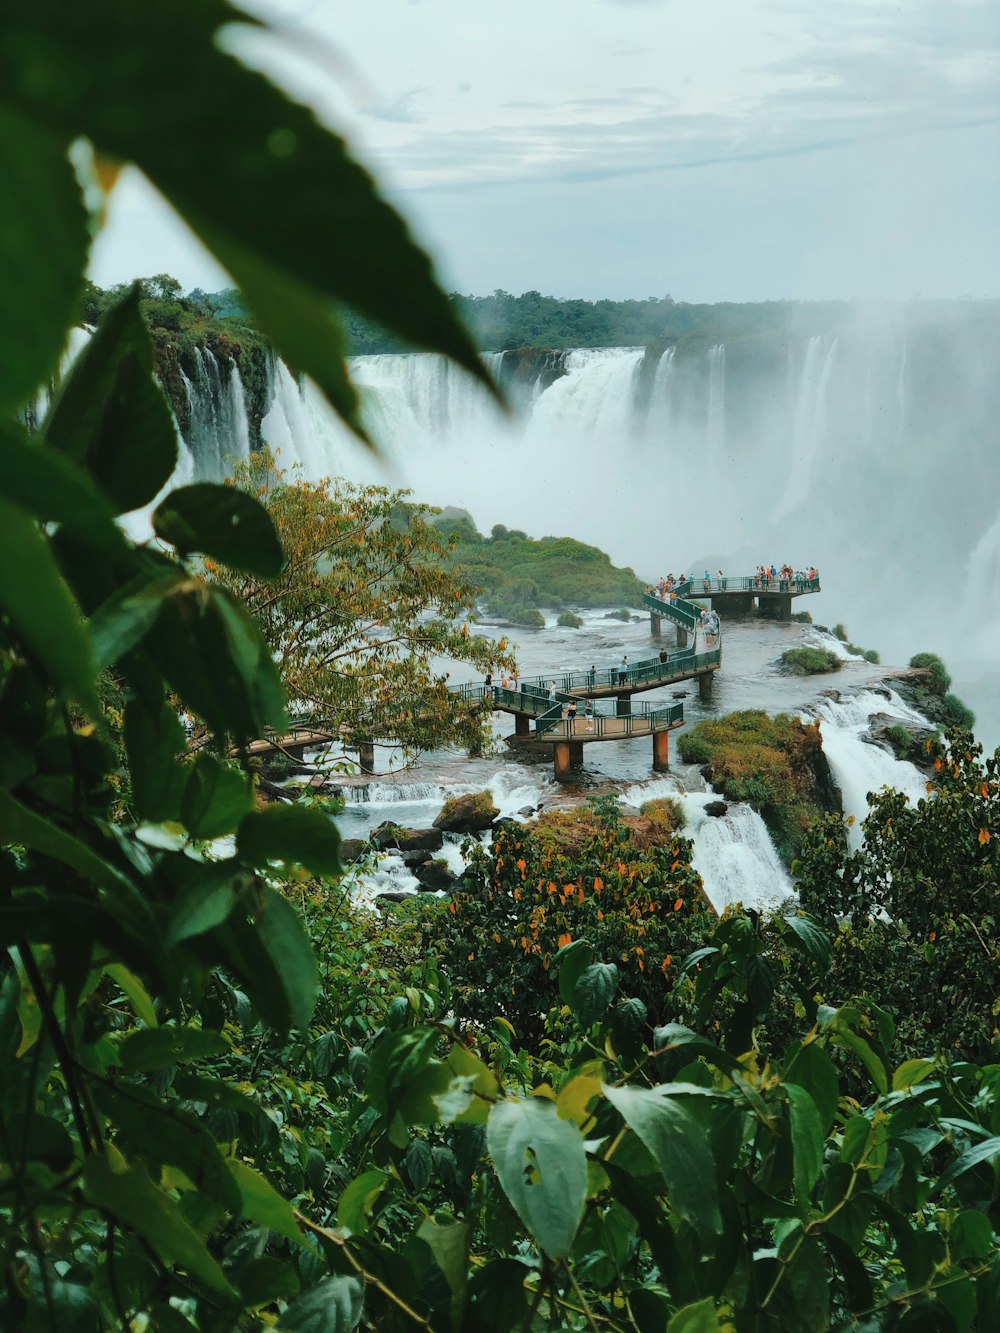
777, 335, 838, 517
808, 689, 929, 849
706, 344, 726, 468
225, 364, 251, 463
649, 346, 676, 432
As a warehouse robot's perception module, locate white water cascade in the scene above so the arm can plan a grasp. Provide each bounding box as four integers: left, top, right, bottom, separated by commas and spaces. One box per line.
777, 335, 838, 518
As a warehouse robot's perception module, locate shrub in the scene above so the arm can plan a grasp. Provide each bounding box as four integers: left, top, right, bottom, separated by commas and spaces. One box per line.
790, 610, 813, 623
557, 610, 584, 628
909, 650, 951, 693
863, 648, 880, 663
780, 646, 842, 674
605, 607, 632, 621
942, 691, 976, 729
885, 723, 918, 759
833, 622, 849, 641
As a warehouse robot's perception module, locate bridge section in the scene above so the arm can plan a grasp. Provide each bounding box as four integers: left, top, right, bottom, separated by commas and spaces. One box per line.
646, 573, 820, 632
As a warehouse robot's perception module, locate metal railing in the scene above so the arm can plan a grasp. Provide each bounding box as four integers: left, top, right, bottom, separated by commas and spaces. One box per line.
535, 698, 684, 739
642, 589, 701, 630
652, 574, 821, 598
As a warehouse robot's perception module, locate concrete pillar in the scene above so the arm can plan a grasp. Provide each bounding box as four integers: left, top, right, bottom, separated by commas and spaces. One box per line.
653, 730, 669, 772
553, 742, 572, 780
650, 612, 661, 639
778, 595, 792, 621
358, 740, 375, 773
616, 693, 632, 716
698, 672, 713, 703
569, 742, 584, 766
715, 594, 754, 618
515, 713, 530, 737
676, 627, 688, 648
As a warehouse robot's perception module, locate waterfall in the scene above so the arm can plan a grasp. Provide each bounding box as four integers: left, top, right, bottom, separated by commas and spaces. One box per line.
777, 335, 838, 517
706, 344, 726, 469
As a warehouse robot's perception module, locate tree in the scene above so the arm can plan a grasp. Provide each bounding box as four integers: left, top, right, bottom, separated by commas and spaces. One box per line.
210, 454, 515, 761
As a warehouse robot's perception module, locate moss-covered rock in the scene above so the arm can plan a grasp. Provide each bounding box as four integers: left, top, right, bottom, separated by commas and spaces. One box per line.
433, 790, 498, 833
677, 710, 841, 863
780, 647, 842, 675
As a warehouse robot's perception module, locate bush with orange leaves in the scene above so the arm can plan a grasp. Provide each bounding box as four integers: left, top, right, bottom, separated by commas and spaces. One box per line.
438, 795, 712, 1039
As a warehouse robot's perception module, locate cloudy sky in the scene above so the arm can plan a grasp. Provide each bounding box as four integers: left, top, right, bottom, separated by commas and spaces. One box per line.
91, 0, 1000, 301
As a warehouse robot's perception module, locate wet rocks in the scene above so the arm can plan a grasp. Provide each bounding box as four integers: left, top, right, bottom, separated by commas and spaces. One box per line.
432, 791, 499, 833
704, 800, 728, 818
369, 822, 444, 852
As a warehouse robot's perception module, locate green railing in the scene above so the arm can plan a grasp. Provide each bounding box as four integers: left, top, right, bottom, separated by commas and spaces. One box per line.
535, 698, 684, 739
642, 589, 700, 630
654, 574, 821, 598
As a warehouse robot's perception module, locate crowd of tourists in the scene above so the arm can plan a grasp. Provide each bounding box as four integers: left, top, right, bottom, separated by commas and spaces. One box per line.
753, 563, 820, 591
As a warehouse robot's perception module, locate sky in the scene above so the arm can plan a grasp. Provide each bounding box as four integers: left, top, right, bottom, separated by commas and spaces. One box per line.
90, 0, 1000, 302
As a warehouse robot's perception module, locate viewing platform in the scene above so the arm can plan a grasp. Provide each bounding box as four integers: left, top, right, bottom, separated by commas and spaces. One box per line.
645, 573, 820, 639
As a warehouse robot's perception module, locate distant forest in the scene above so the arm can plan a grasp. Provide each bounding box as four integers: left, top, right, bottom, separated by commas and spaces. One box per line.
83, 277, 999, 357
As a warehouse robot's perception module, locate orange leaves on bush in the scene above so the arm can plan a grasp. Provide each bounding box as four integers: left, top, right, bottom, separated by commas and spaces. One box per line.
557, 932, 572, 949
593, 877, 604, 894
978, 827, 991, 845
673, 898, 684, 912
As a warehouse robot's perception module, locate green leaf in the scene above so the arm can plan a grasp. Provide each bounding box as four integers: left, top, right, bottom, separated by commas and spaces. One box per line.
165, 863, 251, 949
949, 1209, 993, 1261
104, 963, 158, 1027
94, 1084, 240, 1212
783, 913, 832, 970
467, 1259, 530, 1332
83, 1143, 237, 1298
0, 790, 133, 897
43, 289, 178, 512
153, 483, 284, 577
227, 1158, 305, 1246
277, 1275, 365, 1333
0, 421, 120, 540
416, 1217, 469, 1332
572, 961, 618, 1029
337, 1169, 388, 1236
123, 694, 187, 822
237, 804, 341, 878
367, 1027, 440, 1117
892, 1058, 937, 1091
90, 570, 187, 671
557, 938, 595, 1005
668, 1297, 721, 1332
603, 1083, 722, 1236
932, 1136, 1000, 1198
180, 753, 253, 840
0, 499, 97, 712
833, 1027, 888, 1094
0, 109, 87, 413
118, 1025, 230, 1072
652, 1022, 743, 1079
215, 886, 318, 1033
782, 1040, 840, 1134
487, 1096, 587, 1258
785, 1083, 824, 1201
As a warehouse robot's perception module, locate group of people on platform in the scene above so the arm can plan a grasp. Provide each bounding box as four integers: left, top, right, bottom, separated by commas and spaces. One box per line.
699, 607, 721, 646
650, 573, 687, 601
754, 563, 819, 591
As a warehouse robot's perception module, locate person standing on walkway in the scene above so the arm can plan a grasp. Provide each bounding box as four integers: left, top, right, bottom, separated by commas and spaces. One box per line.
548, 680, 557, 702
567, 698, 577, 728
588, 664, 596, 689
618, 655, 628, 686
584, 697, 594, 731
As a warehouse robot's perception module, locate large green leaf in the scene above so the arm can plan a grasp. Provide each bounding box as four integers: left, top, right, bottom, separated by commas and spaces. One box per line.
83, 1143, 238, 1299
416, 1217, 469, 1332
164, 862, 251, 949
118, 1025, 230, 1072
42, 289, 177, 512
486, 1096, 586, 1259
227, 1158, 305, 1246
782, 1040, 840, 1134
215, 886, 318, 1033
557, 938, 595, 1005
785, 1083, 824, 1201
277, 1275, 364, 1333
932, 1135, 1000, 1198
0, 500, 97, 712
180, 753, 253, 840
123, 694, 186, 822
0, 109, 87, 412
668, 1298, 722, 1332
603, 1083, 722, 1237
0, 2, 494, 431
572, 961, 618, 1029
237, 804, 341, 878
90, 570, 187, 671
153, 483, 284, 577
0, 422, 119, 540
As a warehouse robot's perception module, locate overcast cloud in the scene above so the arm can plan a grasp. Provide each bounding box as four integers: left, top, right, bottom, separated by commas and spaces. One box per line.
91, 0, 1000, 300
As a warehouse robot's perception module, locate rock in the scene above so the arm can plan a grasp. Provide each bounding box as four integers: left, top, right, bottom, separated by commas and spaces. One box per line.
340, 839, 366, 863
704, 800, 728, 818
517, 805, 536, 817
403, 849, 432, 868
369, 822, 443, 852
672, 690, 688, 698
375, 891, 412, 906
415, 860, 456, 892
432, 791, 499, 833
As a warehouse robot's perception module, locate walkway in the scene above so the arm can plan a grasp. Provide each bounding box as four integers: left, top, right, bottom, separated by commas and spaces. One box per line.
645, 574, 821, 633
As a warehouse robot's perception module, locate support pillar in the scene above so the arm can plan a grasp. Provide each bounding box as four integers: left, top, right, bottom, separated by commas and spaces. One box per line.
358, 740, 375, 774
715, 594, 754, 618
653, 730, 670, 772
553, 742, 572, 780
569, 742, 584, 767
676, 627, 688, 648
515, 713, 530, 737
778, 595, 792, 621
616, 693, 632, 716
698, 672, 714, 703
650, 612, 661, 639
